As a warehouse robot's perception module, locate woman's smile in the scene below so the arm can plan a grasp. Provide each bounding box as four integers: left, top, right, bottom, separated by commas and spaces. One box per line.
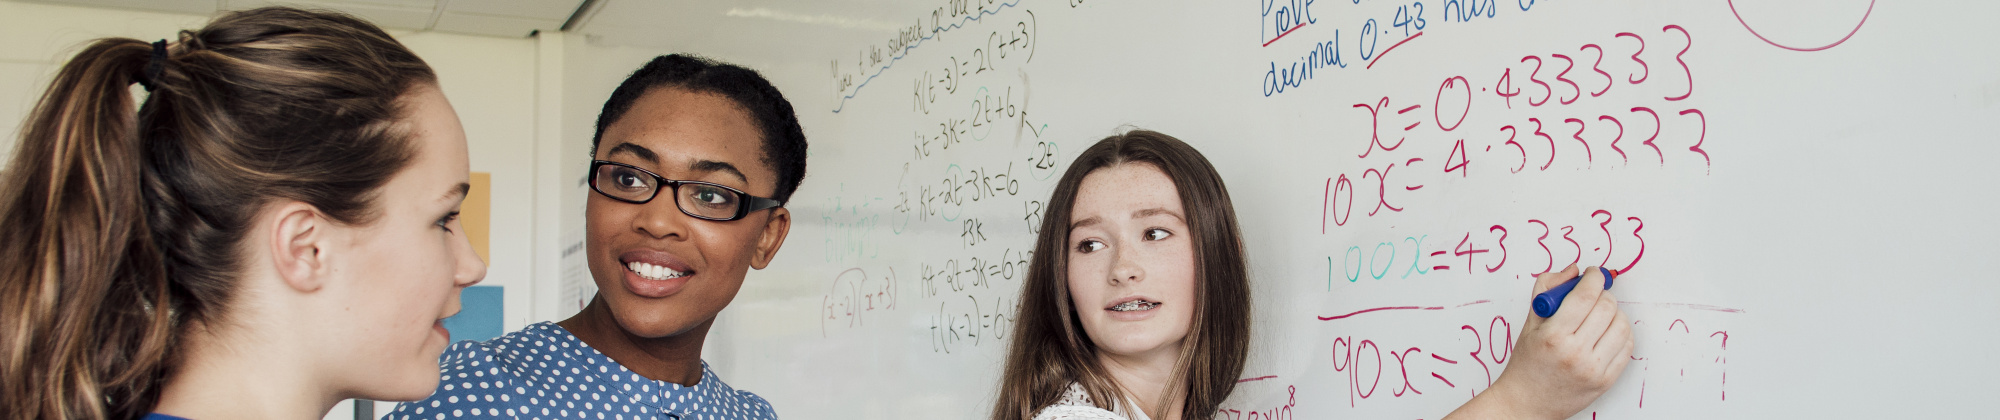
619, 248, 698, 298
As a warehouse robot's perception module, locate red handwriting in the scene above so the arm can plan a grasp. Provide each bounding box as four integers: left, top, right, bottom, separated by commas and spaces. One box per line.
1617, 301, 1744, 313
822, 267, 899, 337
1728, 0, 1874, 52
1265, 22, 1307, 47
1436, 76, 1471, 131
1217, 385, 1296, 420
1327, 315, 1518, 406
1309, 26, 1712, 228
1322, 312, 1733, 410
1680, 108, 1709, 174
1628, 319, 1732, 406
1318, 305, 1446, 321
1354, 97, 1408, 158
1304, 18, 1735, 415
1662, 25, 1694, 101
1367, 32, 1426, 69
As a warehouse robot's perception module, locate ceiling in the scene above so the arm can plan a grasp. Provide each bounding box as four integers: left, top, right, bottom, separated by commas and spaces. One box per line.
11, 0, 926, 50
11, 0, 589, 38
562, 0, 917, 54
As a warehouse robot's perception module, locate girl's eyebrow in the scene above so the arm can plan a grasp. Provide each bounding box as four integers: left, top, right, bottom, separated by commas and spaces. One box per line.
1132, 207, 1184, 222
1070, 207, 1183, 232
1069, 216, 1101, 232
439, 182, 470, 203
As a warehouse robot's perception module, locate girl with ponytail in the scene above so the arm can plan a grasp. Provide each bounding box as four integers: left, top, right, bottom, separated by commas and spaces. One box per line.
0, 7, 487, 420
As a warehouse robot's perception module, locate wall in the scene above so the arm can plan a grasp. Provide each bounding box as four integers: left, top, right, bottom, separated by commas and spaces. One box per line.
0, 2, 206, 163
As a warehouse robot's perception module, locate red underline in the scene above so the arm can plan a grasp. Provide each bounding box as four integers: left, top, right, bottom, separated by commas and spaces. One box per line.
1317, 299, 1741, 322
1617, 301, 1748, 313
1237, 375, 1278, 383
1366, 32, 1424, 69
1262, 22, 1309, 47
1316, 305, 1444, 321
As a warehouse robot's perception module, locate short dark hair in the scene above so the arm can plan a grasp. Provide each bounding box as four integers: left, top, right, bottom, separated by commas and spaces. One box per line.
592, 54, 808, 204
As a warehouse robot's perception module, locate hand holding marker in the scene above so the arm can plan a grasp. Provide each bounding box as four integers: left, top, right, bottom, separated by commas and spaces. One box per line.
1533, 266, 1618, 317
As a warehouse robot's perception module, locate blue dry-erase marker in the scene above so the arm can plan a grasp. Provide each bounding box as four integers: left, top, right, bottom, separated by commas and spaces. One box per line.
1532, 267, 1618, 317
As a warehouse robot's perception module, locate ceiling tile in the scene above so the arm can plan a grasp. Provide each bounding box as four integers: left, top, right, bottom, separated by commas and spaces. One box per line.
15, 0, 586, 39
225, 0, 436, 29
305, 0, 434, 8
443, 0, 580, 20
569, 1, 916, 49
431, 11, 553, 38
17, 0, 218, 16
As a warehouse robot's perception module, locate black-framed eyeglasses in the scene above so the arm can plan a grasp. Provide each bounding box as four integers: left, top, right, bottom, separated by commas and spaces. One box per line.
588, 160, 783, 221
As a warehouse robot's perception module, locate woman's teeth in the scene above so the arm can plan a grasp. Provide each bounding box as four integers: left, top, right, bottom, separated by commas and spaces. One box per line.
1110, 300, 1158, 312
626, 261, 688, 281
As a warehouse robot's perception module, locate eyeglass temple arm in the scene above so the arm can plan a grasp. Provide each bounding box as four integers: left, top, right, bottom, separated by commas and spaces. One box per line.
744, 196, 784, 212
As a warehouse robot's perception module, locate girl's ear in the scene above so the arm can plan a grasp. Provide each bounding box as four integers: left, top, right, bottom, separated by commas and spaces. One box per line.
268, 201, 330, 293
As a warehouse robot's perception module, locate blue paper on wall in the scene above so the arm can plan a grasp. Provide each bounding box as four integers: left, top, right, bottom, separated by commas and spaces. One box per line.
442, 285, 503, 343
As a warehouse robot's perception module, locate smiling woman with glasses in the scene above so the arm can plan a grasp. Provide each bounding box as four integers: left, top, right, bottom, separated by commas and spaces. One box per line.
391, 54, 807, 420
591, 160, 785, 221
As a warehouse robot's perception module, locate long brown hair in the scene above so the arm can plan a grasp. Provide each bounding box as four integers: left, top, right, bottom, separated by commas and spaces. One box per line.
993, 130, 1251, 420
0, 7, 435, 420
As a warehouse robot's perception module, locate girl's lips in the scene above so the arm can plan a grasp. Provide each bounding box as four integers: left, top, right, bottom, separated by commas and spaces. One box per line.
433, 300, 461, 340
1109, 300, 1158, 311
1104, 295, 1159, 310
1103, 295, 1162, 321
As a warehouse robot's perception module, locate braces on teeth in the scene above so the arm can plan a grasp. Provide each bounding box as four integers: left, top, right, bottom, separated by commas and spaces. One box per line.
1110, 300, 1158, 312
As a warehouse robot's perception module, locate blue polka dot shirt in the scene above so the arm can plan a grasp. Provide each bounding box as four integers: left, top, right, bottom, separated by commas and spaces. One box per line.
388, 322, 778, 420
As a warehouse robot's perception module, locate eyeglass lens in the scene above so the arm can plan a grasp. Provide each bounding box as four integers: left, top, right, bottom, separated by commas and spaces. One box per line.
594, 163, 745, 220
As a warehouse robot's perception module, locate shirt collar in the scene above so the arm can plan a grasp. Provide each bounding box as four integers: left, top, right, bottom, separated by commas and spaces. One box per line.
539, 322, 730, 414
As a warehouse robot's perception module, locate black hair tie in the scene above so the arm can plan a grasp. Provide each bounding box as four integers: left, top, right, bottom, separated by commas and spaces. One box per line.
138, 39, 167, 92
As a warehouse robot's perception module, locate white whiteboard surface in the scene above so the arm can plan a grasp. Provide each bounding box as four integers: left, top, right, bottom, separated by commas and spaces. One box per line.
676, 0, 2000, 418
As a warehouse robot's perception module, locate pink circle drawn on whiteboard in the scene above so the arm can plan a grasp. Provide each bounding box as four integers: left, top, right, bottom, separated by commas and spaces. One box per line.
1728, 0, 1875, 51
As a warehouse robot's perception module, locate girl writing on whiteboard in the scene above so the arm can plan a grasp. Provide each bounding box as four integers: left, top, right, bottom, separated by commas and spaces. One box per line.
0, 8, 487, 420
992, 130, 1632, 420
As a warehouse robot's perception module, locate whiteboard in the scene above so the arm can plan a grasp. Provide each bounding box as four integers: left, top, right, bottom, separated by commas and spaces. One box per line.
681, 0, 2000, 418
